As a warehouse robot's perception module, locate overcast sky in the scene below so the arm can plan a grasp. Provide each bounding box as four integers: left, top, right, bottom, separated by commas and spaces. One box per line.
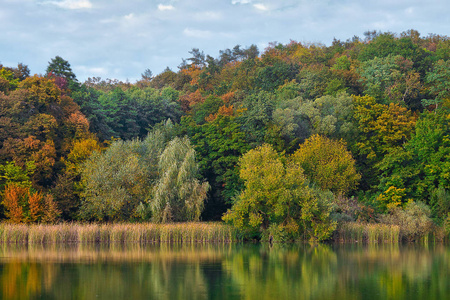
1, 0, 449, 82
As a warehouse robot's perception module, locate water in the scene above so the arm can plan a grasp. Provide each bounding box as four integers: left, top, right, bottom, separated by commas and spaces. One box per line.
0, 243, 449, 300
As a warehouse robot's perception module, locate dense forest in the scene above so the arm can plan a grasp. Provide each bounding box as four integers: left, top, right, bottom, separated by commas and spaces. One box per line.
1, 29, 450, 241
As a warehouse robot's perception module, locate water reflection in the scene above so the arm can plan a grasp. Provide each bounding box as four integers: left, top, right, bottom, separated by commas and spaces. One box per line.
0, 243, 449, 300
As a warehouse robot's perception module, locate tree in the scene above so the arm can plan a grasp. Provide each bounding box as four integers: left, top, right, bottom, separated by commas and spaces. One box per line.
377, 111, 450, 208
424, 59, 450, 111
291, 135, 360, 195
151, 137, 209, 223
223, 144, 336, 242
2, 183, 60, 223
353, 95, 416, 162
179, 115, 251, 220
79, 123, 174, 221
46, 56, 77, 81
298, 92, 355, 141
358, 55, 421, 107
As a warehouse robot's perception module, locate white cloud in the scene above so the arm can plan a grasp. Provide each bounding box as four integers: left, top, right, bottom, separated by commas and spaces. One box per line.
232, 0, 252, 4
183, 28, 212, 38
194, 11, 222, 21
74, 66, 108, 77
46, 0, 93, 9
124, 13, 134, 20
253, 3, 268, 11
158, 4, 175, 11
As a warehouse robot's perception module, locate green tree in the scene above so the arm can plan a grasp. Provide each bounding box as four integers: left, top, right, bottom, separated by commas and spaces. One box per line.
377, 111, 450, 208
79, 121, 175, 221
151, 137, 209, 223
46, 56, 77, 81
223, 144, 336, 242
423, 59, 450, 111
298, 92, 355, 141
180, 115, 251, 220
358, 55, 421, 107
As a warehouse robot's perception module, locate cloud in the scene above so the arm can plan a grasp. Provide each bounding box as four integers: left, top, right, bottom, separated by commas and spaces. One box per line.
158, 4, 175, 11
124, 13, 134, 20
253, 3, 268, 11
232, 0, 252, 4
45, 0, 93, 9
183, 28, 212, 38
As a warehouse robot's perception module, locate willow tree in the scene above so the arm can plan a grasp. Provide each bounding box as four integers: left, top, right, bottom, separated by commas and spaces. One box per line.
152, 137, 209, 223
79, 120, 174, 221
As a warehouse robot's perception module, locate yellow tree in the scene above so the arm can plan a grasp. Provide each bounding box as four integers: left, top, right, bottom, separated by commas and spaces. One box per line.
291, 135, 360, 195
223, 144, 336, 242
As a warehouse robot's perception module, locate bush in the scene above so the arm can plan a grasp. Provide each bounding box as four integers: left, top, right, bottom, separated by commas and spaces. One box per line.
381, 201, 434, 242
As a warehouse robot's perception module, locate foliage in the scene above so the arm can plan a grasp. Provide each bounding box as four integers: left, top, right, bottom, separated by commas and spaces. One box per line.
79, 121, 174, 221
151, 137, 209, 223
291, 135, 360, 195
380, 201, 434, 242
46, 56, 77, 81
358, 55, 421, 107
298, 92, 355, 140
2, 183, 60, 223
377, 111, 450, 205
179, 115, 251, 219
353, 95, 416, 161
223, 144, 336, 242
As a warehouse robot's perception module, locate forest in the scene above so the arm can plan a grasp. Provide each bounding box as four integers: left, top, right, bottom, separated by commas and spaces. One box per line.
1, 29, 450, 242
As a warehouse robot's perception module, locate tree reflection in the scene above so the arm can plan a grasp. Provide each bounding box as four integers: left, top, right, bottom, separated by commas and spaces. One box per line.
0, 243, 449, 300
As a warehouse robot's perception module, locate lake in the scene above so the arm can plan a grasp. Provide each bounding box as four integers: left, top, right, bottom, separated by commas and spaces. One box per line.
0, 243, 449, 299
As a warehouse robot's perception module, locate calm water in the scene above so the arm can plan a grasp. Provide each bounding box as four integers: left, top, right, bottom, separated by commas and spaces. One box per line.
0, 243, 449, 300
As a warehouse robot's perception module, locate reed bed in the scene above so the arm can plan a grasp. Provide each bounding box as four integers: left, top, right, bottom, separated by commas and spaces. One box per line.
334, 222, 401, 244
0, 222, 241, 245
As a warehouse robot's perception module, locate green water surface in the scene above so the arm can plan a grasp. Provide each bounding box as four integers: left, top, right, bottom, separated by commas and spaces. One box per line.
0, 243, 449, 300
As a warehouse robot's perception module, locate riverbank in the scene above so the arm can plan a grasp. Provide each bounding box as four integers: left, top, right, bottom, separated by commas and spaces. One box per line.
0, 222, 447, 245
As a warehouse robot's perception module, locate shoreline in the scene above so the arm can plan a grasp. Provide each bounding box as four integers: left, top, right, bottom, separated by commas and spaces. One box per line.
0, 222, 447, 245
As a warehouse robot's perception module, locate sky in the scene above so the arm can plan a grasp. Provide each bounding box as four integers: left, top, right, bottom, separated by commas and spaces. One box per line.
1, 0, 450, 82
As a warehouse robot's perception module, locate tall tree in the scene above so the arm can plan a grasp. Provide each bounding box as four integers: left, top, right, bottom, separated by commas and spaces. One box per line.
46, 56, 77, 81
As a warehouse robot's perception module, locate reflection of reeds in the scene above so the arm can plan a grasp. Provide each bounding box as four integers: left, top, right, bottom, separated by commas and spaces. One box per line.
335, 222, 400, 243
0, 222, 240, 245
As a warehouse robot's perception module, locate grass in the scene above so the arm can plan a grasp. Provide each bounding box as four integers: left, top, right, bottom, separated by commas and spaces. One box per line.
0, 222, 241, 245
334, 222, 401, 244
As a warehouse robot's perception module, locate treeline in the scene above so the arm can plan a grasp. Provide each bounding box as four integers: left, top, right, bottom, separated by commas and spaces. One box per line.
1, 29, 450, 242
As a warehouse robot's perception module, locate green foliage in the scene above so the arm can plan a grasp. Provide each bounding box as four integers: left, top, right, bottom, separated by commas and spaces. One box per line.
255, 62, 299, 91
72, 85, 182, 140
424, 59, 450, 111
381, 201, 434, 242
80, 121, 207, 222
46, 56, 77, 81
430, 186, 450, 221
191, 95, 223, 124
358, 55, 421, 106
353, 95, 416, 163
223, 144, 336, 242
180, 115, 251, 219
0, 68, 19, 92
79, 121, 175, 221
377, 111, 450, 205
298, 92, 355, 140
151, 137, 209, 223
0, 161, 35, 189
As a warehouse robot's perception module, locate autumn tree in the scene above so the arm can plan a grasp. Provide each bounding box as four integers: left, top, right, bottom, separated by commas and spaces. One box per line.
223, 144, 336, 242
291, 135, 360, 195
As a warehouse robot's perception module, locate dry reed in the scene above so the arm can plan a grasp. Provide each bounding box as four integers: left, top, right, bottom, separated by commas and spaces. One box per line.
334, 222, 401, 243
0, 222, 240, 245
